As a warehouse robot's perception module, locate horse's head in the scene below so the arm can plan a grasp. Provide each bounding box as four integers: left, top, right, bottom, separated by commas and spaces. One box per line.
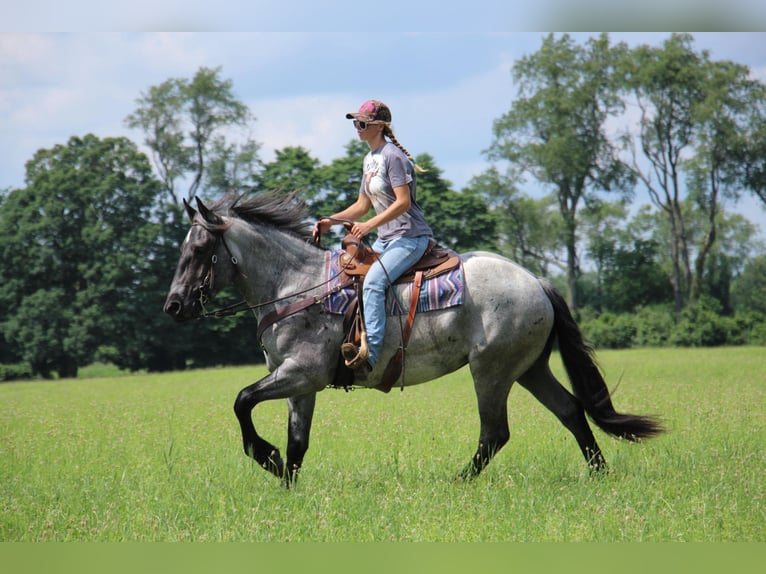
163, 197, 238, 322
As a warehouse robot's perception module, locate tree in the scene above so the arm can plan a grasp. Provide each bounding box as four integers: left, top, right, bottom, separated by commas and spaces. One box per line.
683, 58, 766, 303
255, 146, 324, 198
125, 66, 260, 203
622, 34, 708, 315
623, 34, 766, 312
742, 97, 766, 207
694, 210, 763, 314
732, 254, 766, 315
581, 200, 628, 310
313, 140, 367, 217
308, 140, 367, 245
489, 33, 633, 309
414, 154, 498, 252
465, 166, 562, 275
578, 201, 672, 313
0, 135, 162, 378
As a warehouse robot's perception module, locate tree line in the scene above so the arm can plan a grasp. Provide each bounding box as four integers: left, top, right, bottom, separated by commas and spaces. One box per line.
1, 33, 765, 380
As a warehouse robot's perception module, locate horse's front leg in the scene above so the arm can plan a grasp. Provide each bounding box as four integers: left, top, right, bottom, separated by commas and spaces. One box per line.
233, 372, 285, 478
233, 362, 323, 483
284, 393, 316, 487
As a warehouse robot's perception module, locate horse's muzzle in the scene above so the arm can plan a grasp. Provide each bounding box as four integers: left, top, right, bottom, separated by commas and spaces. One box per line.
163, 293, 197, 322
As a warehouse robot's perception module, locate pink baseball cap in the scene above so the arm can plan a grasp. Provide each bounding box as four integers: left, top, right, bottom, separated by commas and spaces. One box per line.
345, 100, 392, 123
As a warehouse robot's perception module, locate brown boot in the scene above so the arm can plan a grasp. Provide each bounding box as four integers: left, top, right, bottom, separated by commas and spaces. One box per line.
341, 331, 369, 369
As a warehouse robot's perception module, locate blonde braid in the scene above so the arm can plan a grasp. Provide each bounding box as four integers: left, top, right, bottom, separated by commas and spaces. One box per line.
383, 126, 427, 173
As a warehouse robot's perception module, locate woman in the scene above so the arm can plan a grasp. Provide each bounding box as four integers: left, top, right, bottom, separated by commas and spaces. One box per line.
313, 100, 434, 372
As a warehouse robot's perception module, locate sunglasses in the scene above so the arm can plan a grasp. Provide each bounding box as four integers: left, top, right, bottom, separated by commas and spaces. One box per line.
353, 120, 374, 130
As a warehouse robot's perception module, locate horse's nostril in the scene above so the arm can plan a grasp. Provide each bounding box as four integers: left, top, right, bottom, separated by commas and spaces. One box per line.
164, 300, 181, 316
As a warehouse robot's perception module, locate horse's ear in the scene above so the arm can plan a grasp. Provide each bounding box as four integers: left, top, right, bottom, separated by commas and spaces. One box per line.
183, 198, 197, 223
195, 197, 223, 225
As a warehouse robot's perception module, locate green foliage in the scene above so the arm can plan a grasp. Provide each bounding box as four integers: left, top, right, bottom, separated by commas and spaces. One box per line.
489, 33, 634, 308
722, 311, 766, 346
732, 254, 766, 314
0, 135, 162, 378
579, 299, 766, 350
622, 33, 766, 312
0, 363, 33, 382
312, 140, 367, 218
579, 310, 637, 349
125, 66, 259, 202
747, 315, 766, 345
580, 237, 672, 313
463, 167, 562, 275
670, 296, 728, 347
743, 111, 766, 206
414, 154, 498, 251
255, 146, 323, 196
632, 305, 677, 347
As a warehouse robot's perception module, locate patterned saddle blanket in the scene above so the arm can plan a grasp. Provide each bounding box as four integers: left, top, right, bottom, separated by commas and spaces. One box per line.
323, 250, 465, 316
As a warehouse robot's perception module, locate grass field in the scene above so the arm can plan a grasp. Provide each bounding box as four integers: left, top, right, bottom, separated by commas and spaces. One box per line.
1, 347, 763, 542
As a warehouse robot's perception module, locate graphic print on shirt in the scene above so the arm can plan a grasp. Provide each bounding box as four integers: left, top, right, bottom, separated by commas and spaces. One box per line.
363, 154, 391, 214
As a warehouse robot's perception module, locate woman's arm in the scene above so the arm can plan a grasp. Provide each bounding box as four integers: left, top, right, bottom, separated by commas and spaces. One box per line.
313, 193, 373, 238
349, 184, 410, 239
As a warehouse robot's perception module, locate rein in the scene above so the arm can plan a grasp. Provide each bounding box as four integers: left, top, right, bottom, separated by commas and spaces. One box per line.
199, 270, 344, 320
194, 222, 352, 324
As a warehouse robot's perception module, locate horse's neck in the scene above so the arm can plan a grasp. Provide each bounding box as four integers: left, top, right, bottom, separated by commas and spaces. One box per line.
229, 220, 325, 303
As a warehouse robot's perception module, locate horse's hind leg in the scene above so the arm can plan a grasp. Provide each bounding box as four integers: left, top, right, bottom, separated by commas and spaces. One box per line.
458, 378, 513, 480
517, 360, 607, 471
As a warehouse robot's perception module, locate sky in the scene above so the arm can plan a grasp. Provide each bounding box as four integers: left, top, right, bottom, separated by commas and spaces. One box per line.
2, 3, 766, 235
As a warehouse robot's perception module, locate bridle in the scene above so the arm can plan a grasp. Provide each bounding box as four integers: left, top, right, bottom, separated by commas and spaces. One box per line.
191, 221, 350, 321
193, 222, 244, 316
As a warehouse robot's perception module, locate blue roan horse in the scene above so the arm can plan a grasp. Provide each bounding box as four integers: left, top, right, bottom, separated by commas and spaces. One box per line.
164, 192, 663, 486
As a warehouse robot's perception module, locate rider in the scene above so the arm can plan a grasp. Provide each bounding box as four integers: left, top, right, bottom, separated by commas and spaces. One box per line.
313, 100, 434, 372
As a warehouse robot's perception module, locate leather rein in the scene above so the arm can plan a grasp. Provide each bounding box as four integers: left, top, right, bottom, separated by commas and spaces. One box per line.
193, 221, 354, 342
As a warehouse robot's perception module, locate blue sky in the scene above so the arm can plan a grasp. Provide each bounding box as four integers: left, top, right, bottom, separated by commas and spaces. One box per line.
2, 5, 766, 234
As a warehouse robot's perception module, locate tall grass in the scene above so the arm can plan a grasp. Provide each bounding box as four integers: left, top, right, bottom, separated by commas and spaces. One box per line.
1, 348, 763, 541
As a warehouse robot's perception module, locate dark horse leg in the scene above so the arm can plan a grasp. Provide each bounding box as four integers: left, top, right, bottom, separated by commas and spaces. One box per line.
284, 393, 316, 486
234, 375, 285, 479
458, 377, 513, 480
518, 358, 607, 471
233, 368, 320, 487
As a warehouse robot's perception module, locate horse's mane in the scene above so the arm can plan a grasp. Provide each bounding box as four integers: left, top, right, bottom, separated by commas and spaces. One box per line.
210, 190, 318, 245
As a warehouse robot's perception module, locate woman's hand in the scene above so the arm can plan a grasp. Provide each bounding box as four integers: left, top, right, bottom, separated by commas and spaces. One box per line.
312, 218, 333, 242
350, 220, 374, 238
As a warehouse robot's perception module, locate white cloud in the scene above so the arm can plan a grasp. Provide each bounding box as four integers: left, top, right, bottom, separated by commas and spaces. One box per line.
250, 94, 351, 164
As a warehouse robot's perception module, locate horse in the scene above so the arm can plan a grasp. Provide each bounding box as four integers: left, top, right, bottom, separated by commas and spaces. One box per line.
163, 191, 663, 487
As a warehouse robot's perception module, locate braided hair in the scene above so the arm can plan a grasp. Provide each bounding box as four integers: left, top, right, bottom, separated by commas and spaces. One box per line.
382, 125, 427, 174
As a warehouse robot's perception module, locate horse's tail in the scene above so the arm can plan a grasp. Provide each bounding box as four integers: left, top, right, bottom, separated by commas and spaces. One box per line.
538, 278, 664, 441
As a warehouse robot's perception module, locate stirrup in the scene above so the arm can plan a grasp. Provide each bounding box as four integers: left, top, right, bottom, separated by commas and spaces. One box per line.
341, 332, 369, 369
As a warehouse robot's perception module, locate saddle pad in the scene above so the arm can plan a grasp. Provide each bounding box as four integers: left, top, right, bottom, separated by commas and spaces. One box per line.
323, 250, 464, 316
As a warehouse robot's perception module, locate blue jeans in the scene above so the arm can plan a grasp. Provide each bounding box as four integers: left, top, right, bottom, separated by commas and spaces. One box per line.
363, 235, 431, 366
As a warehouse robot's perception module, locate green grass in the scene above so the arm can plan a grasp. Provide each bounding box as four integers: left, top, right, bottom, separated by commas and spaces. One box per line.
1, 347, 763, 541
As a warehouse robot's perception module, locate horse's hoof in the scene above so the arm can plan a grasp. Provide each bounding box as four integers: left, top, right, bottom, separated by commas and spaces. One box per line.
455, 465, 479, 482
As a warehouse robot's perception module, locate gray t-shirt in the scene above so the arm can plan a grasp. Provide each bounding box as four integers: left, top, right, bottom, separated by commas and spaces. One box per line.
359, 142, 433, 242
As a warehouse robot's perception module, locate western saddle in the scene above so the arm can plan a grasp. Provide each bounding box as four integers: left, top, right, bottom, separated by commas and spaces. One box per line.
337, 234, 460, 393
